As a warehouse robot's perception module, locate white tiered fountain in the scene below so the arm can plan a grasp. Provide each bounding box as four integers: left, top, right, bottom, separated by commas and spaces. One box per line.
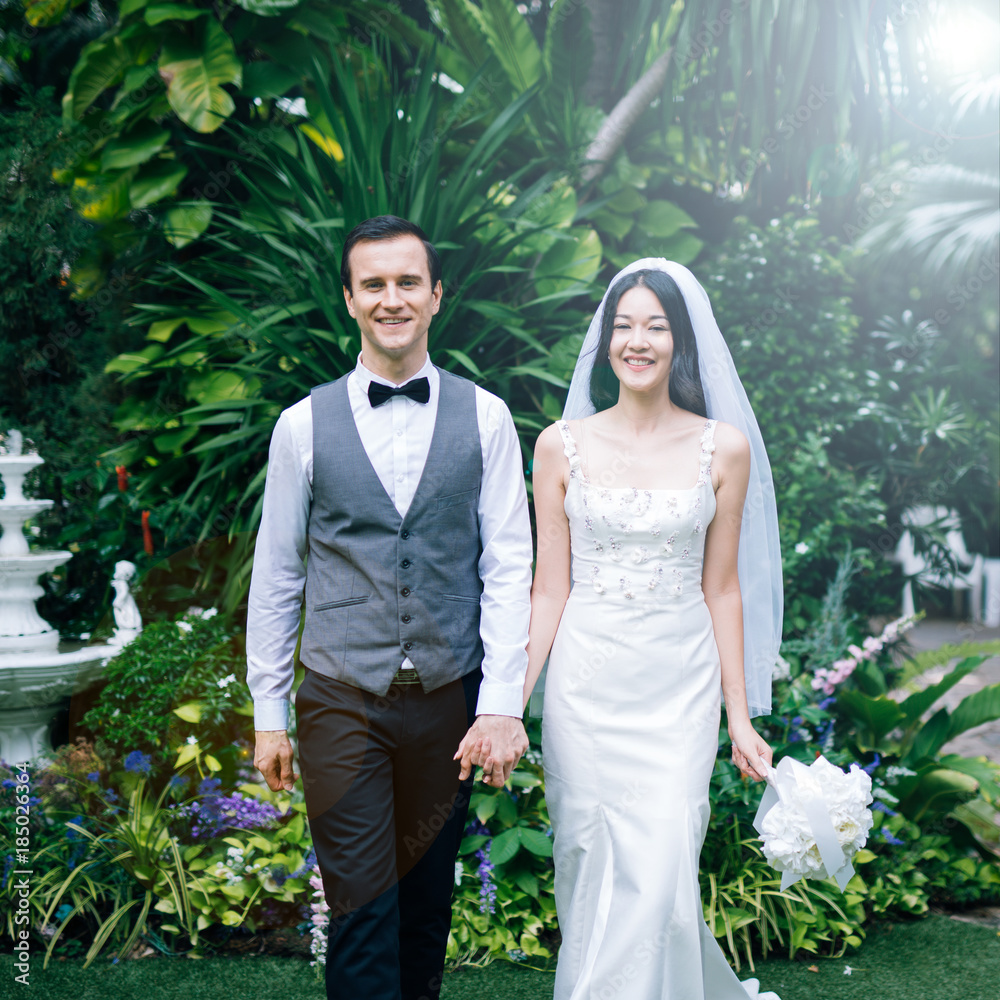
0, 431, 137, 761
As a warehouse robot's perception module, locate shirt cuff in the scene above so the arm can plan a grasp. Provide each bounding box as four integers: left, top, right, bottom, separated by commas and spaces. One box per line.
475, 678, 524, 719
254, 698, 290, 731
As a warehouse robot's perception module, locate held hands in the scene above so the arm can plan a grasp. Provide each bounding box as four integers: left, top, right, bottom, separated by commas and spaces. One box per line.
254, 730, 299, 792
454, 715, 529, 787
729, 719, 773, 782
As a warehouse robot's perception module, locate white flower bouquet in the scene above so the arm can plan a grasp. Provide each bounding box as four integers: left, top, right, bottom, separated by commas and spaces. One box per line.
753, 755, 874, 891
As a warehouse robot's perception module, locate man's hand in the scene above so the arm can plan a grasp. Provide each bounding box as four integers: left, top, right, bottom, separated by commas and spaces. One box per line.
454, 715, 529, 787
254, 730, 299, 792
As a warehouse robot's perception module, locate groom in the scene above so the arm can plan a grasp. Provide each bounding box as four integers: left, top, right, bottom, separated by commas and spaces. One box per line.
247, 215, 532, 1000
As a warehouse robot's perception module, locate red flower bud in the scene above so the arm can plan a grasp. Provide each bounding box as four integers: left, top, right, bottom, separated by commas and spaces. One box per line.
141, 510, 154, 556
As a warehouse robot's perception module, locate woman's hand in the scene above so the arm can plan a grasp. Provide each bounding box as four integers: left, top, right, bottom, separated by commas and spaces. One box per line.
728, 720, 772, 782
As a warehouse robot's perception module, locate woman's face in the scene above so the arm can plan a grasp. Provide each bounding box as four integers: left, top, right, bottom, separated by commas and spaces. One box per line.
608, 285, 674, 394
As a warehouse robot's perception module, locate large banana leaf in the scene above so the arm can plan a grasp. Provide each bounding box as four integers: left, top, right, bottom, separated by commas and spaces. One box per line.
158, 18, 242, 133
897, 655, 988, 725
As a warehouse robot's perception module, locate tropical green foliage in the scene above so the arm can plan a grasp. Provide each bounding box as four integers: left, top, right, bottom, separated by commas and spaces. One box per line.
3, 0, 997, 981
450, 745, 557, 963
49, 0, 397, 223
702, 819, 868, 970
0, 744, 314, 966
835, 649, 1000, 843
100, 45, 601, 612
0, 89, 125, 461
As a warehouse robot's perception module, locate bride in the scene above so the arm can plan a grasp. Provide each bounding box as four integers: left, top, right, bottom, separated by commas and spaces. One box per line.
522, 260, 785, 999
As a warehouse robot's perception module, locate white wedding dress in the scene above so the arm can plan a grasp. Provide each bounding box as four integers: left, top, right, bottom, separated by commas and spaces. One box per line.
542, 419, 781, 1000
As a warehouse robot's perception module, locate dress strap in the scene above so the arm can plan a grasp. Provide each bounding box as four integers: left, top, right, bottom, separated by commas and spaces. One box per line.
696, 419, 717, 488
555, 420, 584, 477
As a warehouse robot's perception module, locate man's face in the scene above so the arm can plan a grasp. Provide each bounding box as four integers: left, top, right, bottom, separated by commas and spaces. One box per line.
343, 235, 442, 374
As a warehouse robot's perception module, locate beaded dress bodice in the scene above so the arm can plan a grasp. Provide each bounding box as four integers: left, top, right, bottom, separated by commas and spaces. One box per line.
556, 418, 718, 605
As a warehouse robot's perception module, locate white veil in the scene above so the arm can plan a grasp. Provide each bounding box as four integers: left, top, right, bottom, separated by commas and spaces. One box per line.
563, 258, 782, 718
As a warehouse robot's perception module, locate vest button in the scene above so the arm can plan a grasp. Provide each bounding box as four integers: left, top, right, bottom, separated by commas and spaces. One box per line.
403, 641, 414, 651
401, 614, 412, 624
401, 529, 410, 539
400, 587, 410, 597
400, 559, 411, 569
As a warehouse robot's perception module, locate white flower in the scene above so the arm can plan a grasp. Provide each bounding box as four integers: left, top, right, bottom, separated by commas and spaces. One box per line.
758, 758, 873, 881
186, 735, 198, 745
844, 966, 853, 976
217, 673, 237, 689
454, 861, 463, 886
186, 607, 218, 619
795, 541, 810, 554
177, 620, 193, 633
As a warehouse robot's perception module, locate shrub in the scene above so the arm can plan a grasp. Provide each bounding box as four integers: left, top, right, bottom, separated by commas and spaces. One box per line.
80, 609, 239, 766
696, 212, 894, 630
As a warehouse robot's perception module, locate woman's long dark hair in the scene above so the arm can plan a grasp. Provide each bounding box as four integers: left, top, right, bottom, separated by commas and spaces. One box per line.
589, 269, 706, 416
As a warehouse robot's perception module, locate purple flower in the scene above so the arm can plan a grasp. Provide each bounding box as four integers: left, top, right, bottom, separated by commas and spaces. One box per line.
862, 753, 882, 776
198, 776, 222, 797
465, 818, 491, 838
476, 846, 497, 915
104, 789, 119, 803
290, 848, 317, 880
816, 719, 835, 747
818, 696, 837, 711
879, 826, 905, 846
66, 816, 86, 841
169, 775, 189, 791
174, 790, 281, 840
124, 751, 152, 775
87, 771, 100, 783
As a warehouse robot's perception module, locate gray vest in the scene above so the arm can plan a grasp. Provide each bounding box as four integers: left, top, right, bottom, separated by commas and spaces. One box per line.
299, 369, 484, 695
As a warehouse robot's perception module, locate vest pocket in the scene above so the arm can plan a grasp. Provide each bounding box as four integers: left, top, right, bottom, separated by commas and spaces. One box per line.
441, 594, 480, 604
313, 596, 370, 612
436, 487, 479, 510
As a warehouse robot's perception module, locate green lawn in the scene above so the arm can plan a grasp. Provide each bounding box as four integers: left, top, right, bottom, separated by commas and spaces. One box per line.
4, 916, 997, 1000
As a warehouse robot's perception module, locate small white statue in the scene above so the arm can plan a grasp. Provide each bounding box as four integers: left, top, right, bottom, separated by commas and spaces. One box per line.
110, 560, 142, 646
3, 429, 23, 456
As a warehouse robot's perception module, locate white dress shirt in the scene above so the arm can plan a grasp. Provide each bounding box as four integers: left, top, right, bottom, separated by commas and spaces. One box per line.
246, 353, 533, 730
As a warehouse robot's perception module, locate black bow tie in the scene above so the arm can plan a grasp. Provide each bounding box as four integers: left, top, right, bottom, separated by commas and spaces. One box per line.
367, 377, 430, 407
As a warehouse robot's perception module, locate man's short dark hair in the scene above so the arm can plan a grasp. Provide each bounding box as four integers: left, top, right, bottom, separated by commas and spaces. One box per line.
340, 215, 442, 292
